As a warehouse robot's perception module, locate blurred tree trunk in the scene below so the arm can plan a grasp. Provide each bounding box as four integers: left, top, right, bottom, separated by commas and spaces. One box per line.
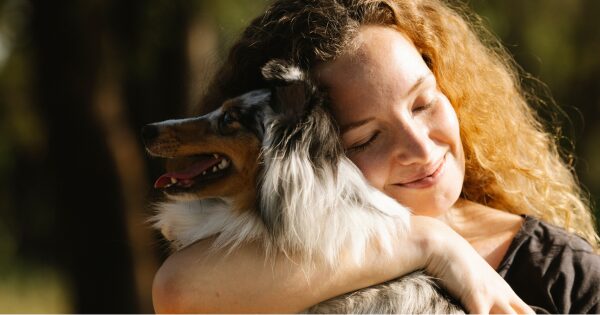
92, 39, 158, 314
29, 1, 137, 312
28, 0, 191, 312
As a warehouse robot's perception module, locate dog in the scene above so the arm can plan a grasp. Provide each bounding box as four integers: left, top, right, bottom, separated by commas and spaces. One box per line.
143, 60, 463, 313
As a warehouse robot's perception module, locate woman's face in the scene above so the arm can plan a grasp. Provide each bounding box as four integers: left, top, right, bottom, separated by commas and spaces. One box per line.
317, 25, 465, 217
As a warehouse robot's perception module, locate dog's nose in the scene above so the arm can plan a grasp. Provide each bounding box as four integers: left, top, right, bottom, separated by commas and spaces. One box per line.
141, 124, 159, 146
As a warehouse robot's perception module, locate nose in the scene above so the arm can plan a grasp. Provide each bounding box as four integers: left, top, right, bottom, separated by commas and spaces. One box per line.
392, 122, 434, 165
141, 124, 159, 146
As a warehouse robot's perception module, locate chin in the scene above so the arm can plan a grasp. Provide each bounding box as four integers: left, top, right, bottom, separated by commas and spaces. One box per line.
408, 201, 453, 218
387, 183, 462, 219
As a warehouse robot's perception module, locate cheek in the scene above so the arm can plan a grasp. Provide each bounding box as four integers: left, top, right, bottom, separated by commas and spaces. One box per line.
432, 98, 462, 153
436, 100, 465, 183
348, 149, 390, 191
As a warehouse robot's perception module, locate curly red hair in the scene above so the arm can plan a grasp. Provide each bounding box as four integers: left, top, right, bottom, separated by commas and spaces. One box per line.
194, 0, 599, 249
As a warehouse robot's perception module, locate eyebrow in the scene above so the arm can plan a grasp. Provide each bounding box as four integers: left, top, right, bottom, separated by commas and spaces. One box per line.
407, 74, 433, 96
339, 74, 433, 134
340, 117, 375, 134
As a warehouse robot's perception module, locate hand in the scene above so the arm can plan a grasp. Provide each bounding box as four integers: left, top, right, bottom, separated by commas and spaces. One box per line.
415, 216, 534, 314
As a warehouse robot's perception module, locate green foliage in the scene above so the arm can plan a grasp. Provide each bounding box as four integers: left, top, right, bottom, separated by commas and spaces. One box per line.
470, 0, 600, 223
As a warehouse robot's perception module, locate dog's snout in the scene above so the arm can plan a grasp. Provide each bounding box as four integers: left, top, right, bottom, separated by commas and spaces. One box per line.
142, 124, 159, 146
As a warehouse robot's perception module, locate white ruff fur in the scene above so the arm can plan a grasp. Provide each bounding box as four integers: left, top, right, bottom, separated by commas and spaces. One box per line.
151, 198, 266, 251
153, 160, 409, 267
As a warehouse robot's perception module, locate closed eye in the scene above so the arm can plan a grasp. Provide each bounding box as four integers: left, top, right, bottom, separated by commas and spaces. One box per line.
346, 131, 380, 154
413, 99, 435, 114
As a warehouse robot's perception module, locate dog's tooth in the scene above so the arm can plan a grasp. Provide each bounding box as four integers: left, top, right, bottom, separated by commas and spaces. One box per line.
213, 153, 219, 159
170, 177, 178, 184
218, 160, 227, 169
202, 171, 207, 176
212, 166, 218, 172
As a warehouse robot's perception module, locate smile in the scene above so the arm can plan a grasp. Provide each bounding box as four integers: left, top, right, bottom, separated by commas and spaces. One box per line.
396, 154, 447, 189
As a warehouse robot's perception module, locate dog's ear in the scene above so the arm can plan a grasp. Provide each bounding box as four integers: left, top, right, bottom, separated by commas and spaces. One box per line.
261, 59, 305, 85
261, 59, 312, 121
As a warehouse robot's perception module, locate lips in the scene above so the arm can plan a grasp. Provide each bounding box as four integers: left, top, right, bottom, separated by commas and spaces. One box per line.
395, 154, 446, 189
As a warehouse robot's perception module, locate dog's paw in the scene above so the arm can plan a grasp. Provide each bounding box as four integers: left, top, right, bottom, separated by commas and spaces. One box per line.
261, 59, 305, 84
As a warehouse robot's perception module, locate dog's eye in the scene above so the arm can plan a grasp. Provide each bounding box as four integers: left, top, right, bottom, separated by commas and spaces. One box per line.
219, 110, 241, 133
221, 110, 238, 126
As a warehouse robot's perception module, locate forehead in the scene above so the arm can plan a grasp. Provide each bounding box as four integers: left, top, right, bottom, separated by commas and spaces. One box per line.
316, 25, 432, 123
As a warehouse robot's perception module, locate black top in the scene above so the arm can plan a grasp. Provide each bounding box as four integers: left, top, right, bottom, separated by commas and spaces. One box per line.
497, 215, 600, 314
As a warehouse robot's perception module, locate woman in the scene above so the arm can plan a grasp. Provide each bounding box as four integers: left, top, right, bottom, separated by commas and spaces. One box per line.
152, 0, 600, 313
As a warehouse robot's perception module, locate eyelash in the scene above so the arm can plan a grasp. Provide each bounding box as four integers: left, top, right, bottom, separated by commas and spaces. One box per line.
346, 131, 380, 154
413, 98, 435, 113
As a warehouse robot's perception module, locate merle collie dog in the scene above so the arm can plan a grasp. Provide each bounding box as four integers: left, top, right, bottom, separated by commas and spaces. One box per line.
142, 60, 463, 313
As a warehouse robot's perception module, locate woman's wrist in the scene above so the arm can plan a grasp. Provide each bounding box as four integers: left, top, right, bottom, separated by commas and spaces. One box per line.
353, 216, 437, 288
413, 216, 475, 295
410, 215, 533, 314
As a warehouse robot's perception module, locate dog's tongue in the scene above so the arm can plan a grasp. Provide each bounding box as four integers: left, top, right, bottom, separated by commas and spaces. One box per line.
154, 155, 220, 189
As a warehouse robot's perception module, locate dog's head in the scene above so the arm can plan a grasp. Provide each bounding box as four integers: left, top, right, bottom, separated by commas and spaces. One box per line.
142, 60, 317, 210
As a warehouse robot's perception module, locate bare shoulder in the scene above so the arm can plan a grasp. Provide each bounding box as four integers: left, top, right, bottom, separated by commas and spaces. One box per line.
152, 238, 213, 313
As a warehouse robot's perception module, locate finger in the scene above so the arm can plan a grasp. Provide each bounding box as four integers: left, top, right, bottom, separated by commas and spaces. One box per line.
490, 301, 516, 314
511, 300, 535, 315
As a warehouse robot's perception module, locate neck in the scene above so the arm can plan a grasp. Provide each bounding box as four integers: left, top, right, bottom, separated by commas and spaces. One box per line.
437, 199, 524, 269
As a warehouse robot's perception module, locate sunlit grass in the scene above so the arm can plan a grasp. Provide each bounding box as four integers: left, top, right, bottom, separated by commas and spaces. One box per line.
0, 265, 73, 313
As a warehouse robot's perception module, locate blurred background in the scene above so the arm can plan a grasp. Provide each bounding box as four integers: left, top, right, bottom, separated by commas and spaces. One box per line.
0, 0, 598, 312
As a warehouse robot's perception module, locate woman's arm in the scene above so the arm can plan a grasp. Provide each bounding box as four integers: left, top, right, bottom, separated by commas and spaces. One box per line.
153, 216, 532, 313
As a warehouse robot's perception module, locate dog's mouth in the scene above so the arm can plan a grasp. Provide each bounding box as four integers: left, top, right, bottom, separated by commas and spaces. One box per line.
154, 153, 232, 191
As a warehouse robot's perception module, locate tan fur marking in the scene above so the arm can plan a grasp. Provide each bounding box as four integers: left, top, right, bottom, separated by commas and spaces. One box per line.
153, 113, 261, 214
